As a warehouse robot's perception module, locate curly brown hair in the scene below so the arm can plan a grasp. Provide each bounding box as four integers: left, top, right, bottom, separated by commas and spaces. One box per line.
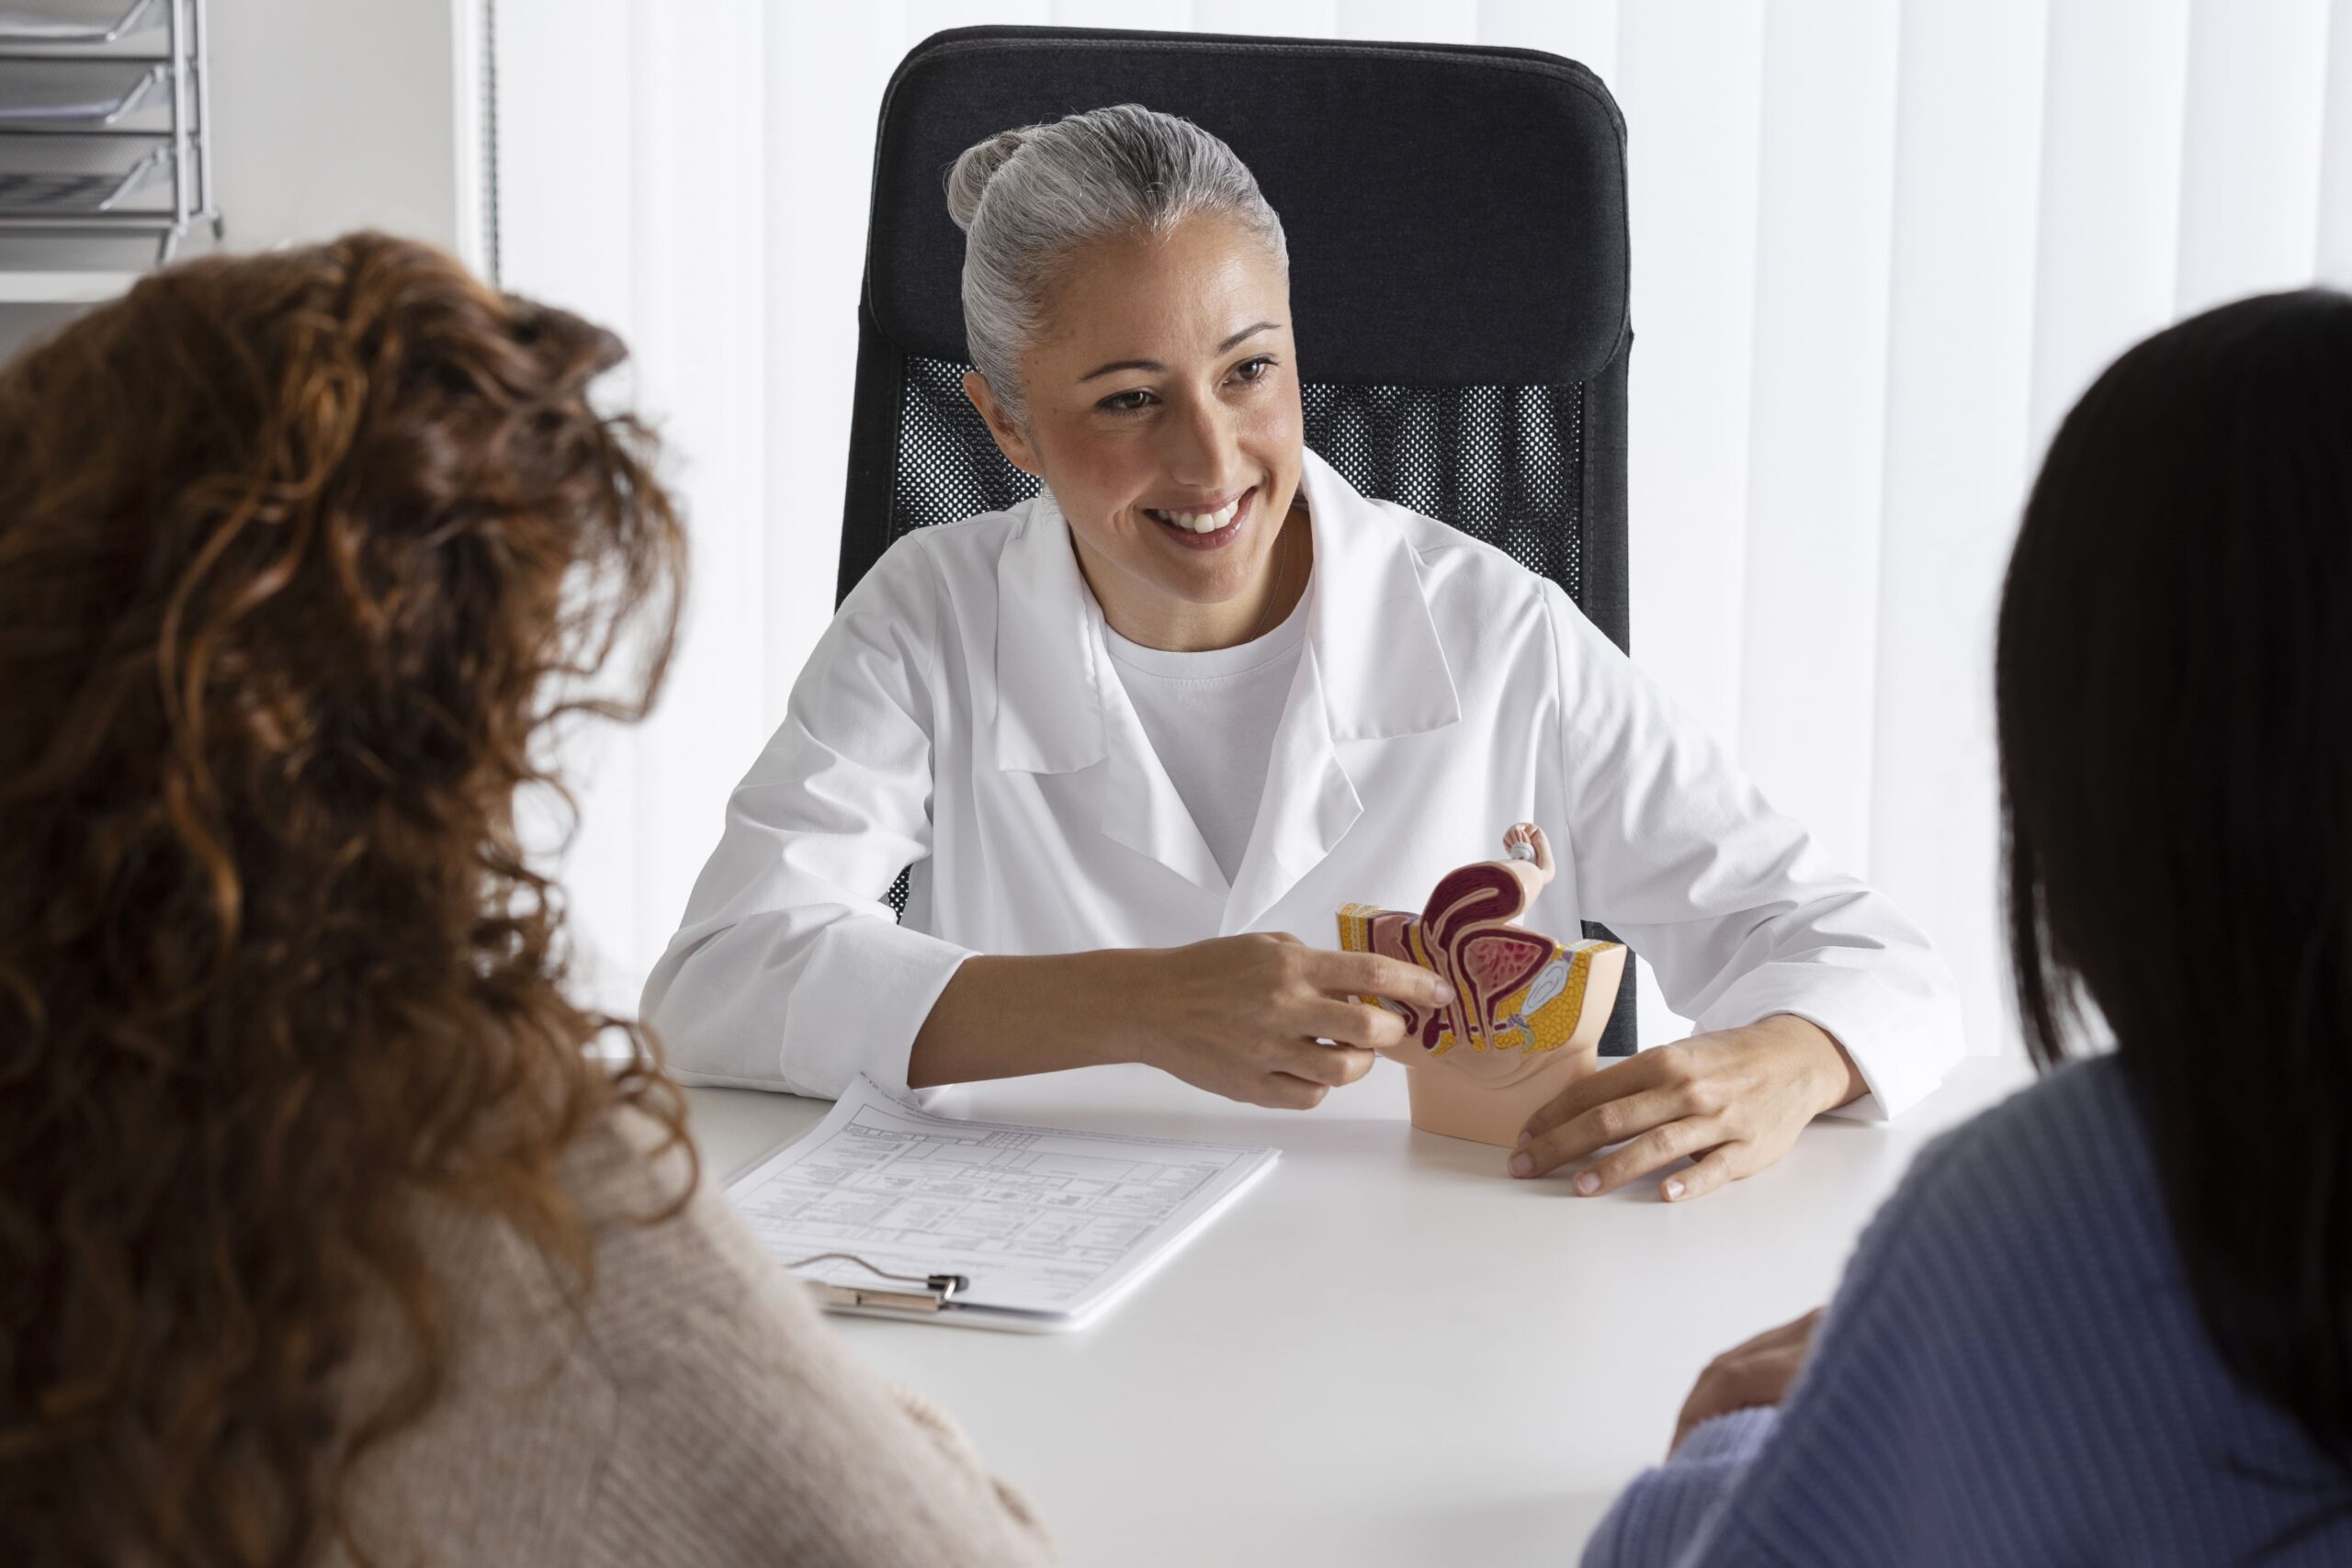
0, 232, 693, 1566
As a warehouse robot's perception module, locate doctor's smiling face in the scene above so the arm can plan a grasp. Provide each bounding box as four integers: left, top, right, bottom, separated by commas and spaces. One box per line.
964, 214, 1306, 654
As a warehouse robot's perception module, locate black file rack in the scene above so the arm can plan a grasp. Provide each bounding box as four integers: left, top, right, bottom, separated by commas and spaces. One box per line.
0, 0, 220, 267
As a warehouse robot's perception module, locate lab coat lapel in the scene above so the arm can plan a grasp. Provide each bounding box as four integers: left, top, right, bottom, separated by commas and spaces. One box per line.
1218, 638, 1361, 933
1219, 451, 1462, 933
992, 491, 1226, 897
991, 492, 1107, 776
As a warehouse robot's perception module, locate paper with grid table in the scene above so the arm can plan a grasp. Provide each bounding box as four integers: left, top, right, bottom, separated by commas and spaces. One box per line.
728, 1075, 1276, 1331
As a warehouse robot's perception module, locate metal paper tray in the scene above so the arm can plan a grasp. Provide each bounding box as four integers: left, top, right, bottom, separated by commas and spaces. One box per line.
0, 1, 157, 46
0, 59, 165, 123
0, 140, 163, 210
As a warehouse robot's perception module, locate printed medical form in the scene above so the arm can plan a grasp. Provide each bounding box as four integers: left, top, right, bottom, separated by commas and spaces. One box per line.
728, 1077, 1277, 1326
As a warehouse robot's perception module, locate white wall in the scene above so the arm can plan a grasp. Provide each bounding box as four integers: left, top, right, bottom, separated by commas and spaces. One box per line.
0, 1, 483, 362
204, 0, 481, 262
490, 0, 777, 1018
496, 2, 2352, 1048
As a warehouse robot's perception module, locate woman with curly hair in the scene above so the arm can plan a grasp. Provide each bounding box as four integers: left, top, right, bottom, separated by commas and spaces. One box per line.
0, 233, 1054, 1568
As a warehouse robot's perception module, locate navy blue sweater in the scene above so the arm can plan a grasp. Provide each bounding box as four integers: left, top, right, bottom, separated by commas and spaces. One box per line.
1585, 1055, 2352, 1565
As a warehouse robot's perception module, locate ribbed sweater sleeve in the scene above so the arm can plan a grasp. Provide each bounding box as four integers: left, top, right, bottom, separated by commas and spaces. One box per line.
1579, 1410, 1778, 1568
1579, 1127, 1965, 1568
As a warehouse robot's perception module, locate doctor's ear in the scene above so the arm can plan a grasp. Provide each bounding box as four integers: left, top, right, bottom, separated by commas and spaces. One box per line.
963, 370, 1045, 479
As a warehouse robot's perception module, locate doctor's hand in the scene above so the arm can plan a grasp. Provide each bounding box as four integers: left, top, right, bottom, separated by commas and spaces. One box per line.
1507, 1014, 1868, 1201
1111, 933, 1455, 1111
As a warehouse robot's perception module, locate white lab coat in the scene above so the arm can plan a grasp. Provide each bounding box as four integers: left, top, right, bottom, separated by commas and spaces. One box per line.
644, 450, 1962, 1116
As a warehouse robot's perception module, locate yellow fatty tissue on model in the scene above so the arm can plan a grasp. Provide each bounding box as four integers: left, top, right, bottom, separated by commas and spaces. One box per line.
1337, 901, 1614, 1058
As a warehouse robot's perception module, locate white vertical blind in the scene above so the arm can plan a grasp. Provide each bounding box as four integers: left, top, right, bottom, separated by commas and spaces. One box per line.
2028, 1, 2194, 455
1871, 0, 2051, 1073
494, 1, 641, 1013
1614, 4, 1764, 764
2176, 0, 2333, 317
1738, 2, 1902, 883
2326, 9, 2352, 276
1190, 1, 1340, 34
497, 0, 2352, 1049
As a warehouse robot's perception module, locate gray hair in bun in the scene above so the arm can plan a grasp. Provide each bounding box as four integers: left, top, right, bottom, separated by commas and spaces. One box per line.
946, 103, 1288, 423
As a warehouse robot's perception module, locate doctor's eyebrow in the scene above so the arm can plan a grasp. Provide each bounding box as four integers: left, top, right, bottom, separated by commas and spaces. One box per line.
1077, 321, 1283, 382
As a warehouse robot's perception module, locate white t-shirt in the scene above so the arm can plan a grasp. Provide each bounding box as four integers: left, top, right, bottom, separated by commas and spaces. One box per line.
1102, 588, 1311, 886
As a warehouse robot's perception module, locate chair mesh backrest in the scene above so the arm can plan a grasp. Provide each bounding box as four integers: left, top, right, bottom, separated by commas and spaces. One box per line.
890, 354, 1588, 595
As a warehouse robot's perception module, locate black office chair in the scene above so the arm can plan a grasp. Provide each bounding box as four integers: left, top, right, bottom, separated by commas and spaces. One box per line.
837, 25, 1638, 1055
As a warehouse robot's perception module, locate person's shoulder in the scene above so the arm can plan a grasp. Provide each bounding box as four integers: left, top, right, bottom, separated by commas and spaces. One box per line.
1868, 1055, 2168, 1303
510, 1112, 1058, 1566
869, 497, 1036, 580
552, 1096, 698, 1224
559, 1098, 797, 1296
359, 1101, 707, 1336
548, 1099, 846, 1380
1917, 1054, 2152, 1206
1357, 494, 1552, 599
833, 498, 1038, 626
1331, 491, 1571, 667
829, 501, 1055, 665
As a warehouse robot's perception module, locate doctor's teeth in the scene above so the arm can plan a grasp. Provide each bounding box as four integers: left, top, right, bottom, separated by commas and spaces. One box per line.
1151, 498, 1241, 533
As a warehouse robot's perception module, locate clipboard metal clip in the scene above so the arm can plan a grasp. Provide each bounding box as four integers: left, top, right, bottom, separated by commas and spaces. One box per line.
786, 1251, 971, 1314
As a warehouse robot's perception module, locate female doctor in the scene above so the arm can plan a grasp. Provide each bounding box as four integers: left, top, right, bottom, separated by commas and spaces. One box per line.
645, 105, 1963, 1202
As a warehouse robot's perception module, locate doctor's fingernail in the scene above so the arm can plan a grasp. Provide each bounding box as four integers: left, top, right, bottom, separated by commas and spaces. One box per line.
1664, 1179, 1687, 1201
1574, 1171, 1600, 1196
1508, 1153, 1533, 1178
1515, 1129, 1531, 1149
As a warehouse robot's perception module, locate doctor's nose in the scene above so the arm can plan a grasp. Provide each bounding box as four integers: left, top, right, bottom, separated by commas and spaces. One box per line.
1159, 393, 1249, 493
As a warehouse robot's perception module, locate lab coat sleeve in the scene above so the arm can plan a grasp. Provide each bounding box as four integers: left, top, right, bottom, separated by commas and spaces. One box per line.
1545, 587, 1963, 1119
640, 536, 972, 1101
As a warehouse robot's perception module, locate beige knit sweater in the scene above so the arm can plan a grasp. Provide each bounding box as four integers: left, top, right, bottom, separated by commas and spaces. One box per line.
325, 1106, 1057, 1567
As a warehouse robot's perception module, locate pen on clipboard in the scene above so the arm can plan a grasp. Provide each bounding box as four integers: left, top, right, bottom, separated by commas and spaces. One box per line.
788, 1251, 971, 1314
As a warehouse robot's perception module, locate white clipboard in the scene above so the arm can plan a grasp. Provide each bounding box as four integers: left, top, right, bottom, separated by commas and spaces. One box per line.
728, 1077, 1278, 1333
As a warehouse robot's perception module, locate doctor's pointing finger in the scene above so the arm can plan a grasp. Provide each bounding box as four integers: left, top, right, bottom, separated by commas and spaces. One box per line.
642, 106, 1963, 1198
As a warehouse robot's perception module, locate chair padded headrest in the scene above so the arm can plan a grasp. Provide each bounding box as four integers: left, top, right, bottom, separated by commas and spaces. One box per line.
865, 27, 1631, 387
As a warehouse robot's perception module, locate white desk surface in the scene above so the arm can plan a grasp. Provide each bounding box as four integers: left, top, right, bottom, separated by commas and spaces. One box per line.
687, 1055, 2033, 1566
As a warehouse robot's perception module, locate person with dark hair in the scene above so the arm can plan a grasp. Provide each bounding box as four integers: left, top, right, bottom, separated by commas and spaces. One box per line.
0, 234, 1054, 1567
1580, 288, 2352, 1564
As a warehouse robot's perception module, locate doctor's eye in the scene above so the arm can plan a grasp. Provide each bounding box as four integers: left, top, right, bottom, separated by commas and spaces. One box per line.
1229, 355, 1277, 385
1098, 388, 1157, 414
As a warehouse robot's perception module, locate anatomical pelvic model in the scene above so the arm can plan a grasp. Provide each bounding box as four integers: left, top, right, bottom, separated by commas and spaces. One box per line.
1337, 824, 1625, 1147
